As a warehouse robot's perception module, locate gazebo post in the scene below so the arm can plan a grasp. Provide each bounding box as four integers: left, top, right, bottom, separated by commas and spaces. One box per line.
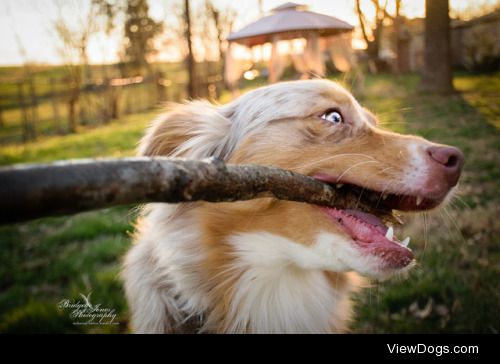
224, 42, 242, 96
269, 34, 280, 83
305, 31, 325, 78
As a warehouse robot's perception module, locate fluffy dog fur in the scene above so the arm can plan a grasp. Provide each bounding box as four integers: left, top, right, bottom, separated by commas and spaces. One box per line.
122, 79, 463, 334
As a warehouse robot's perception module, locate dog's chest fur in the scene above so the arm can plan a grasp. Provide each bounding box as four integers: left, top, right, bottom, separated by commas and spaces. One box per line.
124, 205, 357, 334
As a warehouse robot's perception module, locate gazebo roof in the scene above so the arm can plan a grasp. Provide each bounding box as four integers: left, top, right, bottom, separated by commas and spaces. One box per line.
227, 2, 354, 47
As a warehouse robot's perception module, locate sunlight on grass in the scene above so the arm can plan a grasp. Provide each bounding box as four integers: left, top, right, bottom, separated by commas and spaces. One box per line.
0, 110, 158, 165
454, 73, 500, 129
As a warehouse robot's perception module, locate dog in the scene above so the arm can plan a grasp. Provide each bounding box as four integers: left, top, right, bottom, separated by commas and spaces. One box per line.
122, 79, 464, 333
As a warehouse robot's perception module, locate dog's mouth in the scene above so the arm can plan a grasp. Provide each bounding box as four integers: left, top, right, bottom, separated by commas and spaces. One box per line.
314, 175, 447, 271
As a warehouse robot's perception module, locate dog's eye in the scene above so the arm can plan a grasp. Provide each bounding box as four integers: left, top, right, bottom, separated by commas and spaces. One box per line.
320, 110, 343, 124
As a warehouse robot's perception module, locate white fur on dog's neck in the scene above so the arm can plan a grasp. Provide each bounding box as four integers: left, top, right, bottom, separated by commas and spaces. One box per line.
221, 232, 356, 333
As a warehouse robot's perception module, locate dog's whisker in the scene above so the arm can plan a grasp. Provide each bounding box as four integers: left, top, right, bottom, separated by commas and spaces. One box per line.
375, 107, 414, 117
442, 206, 467, 245
422, 212, 429, 255
378, 121, 410, 126
452, 194, 471, 211
294, 153, 376, 171
372, 167, 396, 204
353, 166, 394, 209
335, 160, 380, 183
437, 208, 456, 242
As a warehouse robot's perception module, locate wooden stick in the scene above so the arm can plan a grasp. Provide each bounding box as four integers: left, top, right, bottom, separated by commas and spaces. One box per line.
0, 157, 361, 224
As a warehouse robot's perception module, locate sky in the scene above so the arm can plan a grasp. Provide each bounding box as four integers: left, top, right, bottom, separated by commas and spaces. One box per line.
0, 0, 497, 66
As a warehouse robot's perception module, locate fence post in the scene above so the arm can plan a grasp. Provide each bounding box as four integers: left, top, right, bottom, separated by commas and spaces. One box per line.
148, 76, 156, 109
156, 72, 166, 104
79, 88, 87, 126
17, 81, 30, 142
140, 82, 146, 111
108, 78, 119, 121
27, 78, 38, 140
50, 78, 62, 133
67, 83, 79, 133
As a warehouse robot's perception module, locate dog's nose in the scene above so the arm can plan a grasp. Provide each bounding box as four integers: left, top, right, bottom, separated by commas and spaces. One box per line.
426, 145, 464, 186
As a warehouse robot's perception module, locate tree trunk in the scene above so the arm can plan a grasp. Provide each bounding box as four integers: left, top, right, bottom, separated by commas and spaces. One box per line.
393, 0, 407, 74
420, 0, 454, 93
184, 0, 196, 98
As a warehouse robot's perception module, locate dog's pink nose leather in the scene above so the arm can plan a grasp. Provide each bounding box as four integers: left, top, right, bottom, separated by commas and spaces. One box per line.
426, 146, 464, 187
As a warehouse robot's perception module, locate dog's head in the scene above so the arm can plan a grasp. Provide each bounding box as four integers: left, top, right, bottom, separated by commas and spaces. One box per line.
140, 80, 464, 279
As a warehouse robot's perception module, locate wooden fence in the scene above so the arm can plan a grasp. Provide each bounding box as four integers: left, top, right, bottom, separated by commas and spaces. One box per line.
0, 72, 223, 143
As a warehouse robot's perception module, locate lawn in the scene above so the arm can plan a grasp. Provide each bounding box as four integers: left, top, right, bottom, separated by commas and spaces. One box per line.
0, 73, 498, 333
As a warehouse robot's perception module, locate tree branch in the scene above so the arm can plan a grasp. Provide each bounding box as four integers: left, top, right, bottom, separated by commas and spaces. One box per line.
0, 157, 372, 224
355, 0, 371, 45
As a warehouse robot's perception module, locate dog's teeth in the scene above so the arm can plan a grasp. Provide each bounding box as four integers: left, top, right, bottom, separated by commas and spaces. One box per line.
385, 226, 394, 241
416, 196, 423, 206
336, 183, 344, 188
401, 236, 410, 247
382, 193, 388, 200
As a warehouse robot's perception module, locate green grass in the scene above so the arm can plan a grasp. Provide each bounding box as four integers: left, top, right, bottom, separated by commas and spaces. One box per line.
0, 72, 499, 333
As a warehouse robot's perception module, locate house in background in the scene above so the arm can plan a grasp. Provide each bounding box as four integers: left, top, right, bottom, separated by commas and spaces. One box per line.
381, 10, 500, 73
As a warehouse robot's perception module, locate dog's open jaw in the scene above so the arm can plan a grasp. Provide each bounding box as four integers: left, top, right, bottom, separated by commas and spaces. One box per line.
312, 173, 450, 273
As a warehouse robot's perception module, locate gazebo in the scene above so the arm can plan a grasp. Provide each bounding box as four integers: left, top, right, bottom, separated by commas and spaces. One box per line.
225, 2, 355, 85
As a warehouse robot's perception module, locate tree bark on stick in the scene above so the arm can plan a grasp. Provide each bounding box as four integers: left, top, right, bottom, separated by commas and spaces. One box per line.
0, 157, 366, 224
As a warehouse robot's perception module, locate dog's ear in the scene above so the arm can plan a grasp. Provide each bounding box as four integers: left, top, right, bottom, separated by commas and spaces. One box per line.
138, 101, 232, 159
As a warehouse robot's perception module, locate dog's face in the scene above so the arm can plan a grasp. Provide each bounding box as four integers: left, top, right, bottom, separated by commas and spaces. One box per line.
141, 80, 464, 279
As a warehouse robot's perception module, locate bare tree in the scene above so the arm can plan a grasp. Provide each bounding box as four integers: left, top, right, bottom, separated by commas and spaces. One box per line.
184, 0, 196, 98
54, 1, 99, 82
355, 0, 411, 73
205, 0, 236, 64
420, 0, 454, 93
53, 0, 119, 131
123, 0, 163, 75
355, 0, 390, 73
53, 0, 100, 131
195, 0, 236, 97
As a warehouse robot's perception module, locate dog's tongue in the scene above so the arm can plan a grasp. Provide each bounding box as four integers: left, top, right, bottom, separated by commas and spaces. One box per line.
344, 209, 388, 233
321, 207, 414, 270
